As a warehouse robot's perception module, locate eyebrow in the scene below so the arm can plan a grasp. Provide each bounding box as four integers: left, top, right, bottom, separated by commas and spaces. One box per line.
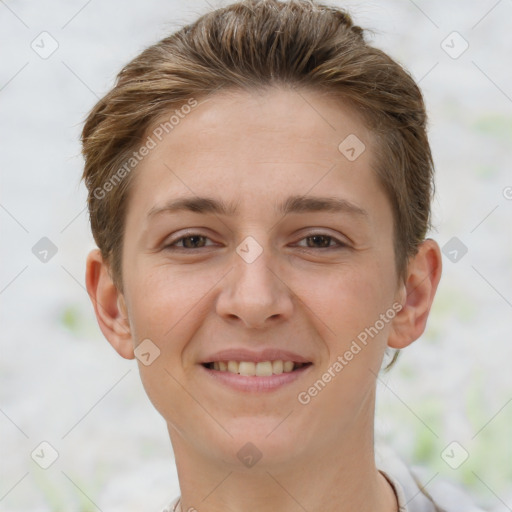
147, 195, 368, 219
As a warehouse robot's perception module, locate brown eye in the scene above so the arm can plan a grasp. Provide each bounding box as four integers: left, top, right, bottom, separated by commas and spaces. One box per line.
165, 234, 214, 250
296, 233, 347, 249
306, 235, 332, 248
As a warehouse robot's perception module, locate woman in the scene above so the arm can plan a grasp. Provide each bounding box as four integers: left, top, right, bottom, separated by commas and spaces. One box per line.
81, 1, 485, 510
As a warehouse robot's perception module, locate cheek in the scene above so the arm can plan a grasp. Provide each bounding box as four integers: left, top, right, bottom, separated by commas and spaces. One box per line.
306, 258, 395, 341
123, 266, 212, 425
124, 262, 217, 352
125, 244, 396, 349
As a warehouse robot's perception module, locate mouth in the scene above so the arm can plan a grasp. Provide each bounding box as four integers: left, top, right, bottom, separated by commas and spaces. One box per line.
201, 360, 313, 376
199, 359, 313, 392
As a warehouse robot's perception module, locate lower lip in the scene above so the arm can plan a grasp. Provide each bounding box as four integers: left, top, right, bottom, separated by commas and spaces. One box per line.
199, 364, 313, 392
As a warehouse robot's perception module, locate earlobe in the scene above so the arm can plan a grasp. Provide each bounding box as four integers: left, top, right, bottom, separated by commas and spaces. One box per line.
85, 249, 135, 360
387, 239, 442, 349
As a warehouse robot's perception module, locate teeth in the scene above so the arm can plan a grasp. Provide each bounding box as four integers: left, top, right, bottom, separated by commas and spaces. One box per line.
227, 361, 238, 373
239, 361, 256, 376
283, 361, 294, 372
256, 361, 273, 377
208, 360, 306, 376
272, 360, 283, 374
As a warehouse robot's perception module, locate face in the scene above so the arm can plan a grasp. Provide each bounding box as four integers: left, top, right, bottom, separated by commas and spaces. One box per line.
109, 87, 407, 470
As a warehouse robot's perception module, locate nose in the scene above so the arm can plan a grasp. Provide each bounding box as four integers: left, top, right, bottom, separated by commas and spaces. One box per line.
215, 238, 294, 329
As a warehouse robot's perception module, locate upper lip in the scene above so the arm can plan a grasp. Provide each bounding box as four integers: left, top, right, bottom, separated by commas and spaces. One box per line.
200, 348, 312, 364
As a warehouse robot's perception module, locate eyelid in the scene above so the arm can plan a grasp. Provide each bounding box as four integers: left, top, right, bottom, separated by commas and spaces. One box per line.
294, 230, 349, 248
163, 229, 349, 251
163, 230, 217, 249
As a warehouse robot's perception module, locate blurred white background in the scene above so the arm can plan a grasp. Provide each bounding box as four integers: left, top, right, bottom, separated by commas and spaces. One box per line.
1, 0, 511, 510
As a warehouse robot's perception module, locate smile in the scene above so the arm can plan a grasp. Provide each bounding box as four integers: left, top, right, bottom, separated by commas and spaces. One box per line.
202, 360, 311, 376
200, 360, 313, 392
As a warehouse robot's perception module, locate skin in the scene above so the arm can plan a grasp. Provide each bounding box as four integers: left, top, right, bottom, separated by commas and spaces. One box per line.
86, 87, 442, 512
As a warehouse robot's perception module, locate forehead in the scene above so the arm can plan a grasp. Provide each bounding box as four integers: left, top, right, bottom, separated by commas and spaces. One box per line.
153, 87, 373, 157
129, 87, 380, 210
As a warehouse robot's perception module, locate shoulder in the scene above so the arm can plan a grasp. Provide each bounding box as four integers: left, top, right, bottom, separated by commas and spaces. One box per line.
409, 464, 488, 512
160, 495, 179, 512
376, 444, 487, 512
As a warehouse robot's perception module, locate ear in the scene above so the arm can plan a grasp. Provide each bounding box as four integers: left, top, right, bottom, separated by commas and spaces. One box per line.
387, 238, 442, 349
85, 249, 135, 359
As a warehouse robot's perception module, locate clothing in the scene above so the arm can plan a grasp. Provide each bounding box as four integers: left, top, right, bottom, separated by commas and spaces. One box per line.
161, 450, 486, 512
376, 447, 487, 512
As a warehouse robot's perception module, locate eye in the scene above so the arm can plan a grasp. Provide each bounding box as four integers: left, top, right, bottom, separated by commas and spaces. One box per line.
294, 233, 348, 250
164, 232, 347, 251
164, 233, 216, 250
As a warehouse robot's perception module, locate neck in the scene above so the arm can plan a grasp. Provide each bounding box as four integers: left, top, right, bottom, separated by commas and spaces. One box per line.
168, 411, 398, 512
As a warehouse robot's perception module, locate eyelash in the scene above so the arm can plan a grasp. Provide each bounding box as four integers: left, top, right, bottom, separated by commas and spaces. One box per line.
164, 232, 348, 251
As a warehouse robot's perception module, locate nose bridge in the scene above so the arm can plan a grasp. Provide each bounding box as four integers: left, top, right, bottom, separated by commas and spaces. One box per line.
235, 234, 274, 289
215, 233, 293, 327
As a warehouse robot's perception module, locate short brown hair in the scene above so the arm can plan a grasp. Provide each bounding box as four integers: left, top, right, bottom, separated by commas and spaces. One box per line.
81, 0, 434, 307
